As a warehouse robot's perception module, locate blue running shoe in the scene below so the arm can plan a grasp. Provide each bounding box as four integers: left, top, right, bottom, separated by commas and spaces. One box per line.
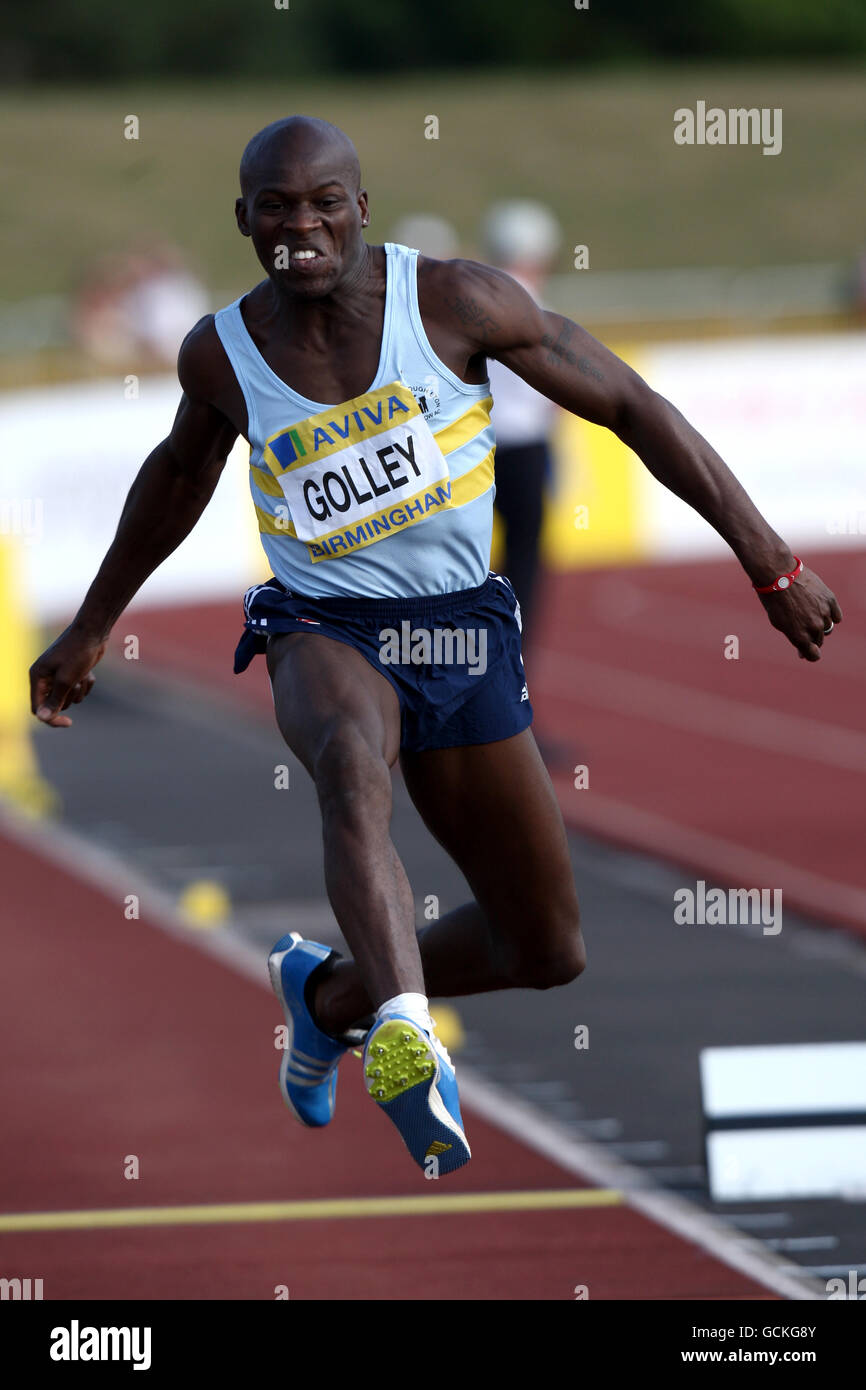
268, 932, 349, 1128
363, 1014, 471, 1175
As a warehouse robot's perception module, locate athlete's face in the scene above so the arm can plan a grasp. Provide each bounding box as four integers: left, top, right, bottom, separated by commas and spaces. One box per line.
236, 147, 368, 298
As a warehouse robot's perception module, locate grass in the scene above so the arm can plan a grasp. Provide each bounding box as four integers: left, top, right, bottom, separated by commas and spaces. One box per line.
1, 64, 864, 302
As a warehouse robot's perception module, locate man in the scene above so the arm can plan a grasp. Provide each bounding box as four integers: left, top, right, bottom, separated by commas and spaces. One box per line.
30, 117, 841, 1178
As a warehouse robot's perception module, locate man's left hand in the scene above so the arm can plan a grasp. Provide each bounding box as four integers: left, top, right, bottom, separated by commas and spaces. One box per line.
757, 565, 842, 661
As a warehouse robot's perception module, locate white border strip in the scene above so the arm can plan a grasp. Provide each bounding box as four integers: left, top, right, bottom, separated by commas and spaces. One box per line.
457, 1070, 824, 1301
0, 803, 826, 1302
0, 803, 268, 991
551, 782, 866, 930
536, 651, 866, 774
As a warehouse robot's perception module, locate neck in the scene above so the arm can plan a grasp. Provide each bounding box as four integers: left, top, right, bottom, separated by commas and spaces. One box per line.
267, 240, 378, 326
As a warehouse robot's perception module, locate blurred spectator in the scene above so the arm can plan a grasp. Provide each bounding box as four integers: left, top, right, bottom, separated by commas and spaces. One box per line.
389, 213, 459, 260
73, 243, 209, 370
481, 200, 562, 644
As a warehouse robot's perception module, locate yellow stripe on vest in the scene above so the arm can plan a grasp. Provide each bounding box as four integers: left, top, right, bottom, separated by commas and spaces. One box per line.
450, 446, 495, 507
255, 504, 297, 538
250, 462, 284, 499
432, 396, 493, 454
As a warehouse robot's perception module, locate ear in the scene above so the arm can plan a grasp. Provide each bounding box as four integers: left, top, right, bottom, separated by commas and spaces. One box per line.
359, 189, 370, 227
235, 196, 251, 238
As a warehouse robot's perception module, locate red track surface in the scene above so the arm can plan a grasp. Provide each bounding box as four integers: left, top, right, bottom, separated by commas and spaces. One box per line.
0, 828, 775, 1299
124, 547, 866, 932
7, 549, 857, 1299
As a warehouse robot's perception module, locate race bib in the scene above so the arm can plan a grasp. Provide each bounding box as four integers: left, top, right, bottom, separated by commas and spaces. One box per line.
263, 382, 451, 550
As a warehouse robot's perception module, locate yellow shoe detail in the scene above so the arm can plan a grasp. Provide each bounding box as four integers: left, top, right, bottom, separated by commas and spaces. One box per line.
425, 1141, 453, 1157
363, 1020, 435, 1104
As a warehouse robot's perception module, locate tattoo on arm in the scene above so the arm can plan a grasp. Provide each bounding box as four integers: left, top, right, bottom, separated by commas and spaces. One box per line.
542, 322, 576, 365
577, 356, 604, 383
449, 295, 500, 340
541, 323, 605, 382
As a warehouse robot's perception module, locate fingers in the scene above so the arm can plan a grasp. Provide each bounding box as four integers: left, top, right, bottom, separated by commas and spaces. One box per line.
794, 622, 823, 658
37, 709, 73, 728
809, 619, 831, 656
31, 668, 94, 726
68, 674, 95, 705
34, 691, 72, 725
33, 683, 74, 725
30, 672, 64, 723
765, 571, 841, 662
820, 599, 841, 638
29, 669, 47, 717
815, 579, 841, 625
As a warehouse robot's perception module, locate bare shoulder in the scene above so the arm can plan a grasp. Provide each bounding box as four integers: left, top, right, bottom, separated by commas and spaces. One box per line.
170, 313, 245, 453
177, 313, 236, 406
417, 255, 542, 352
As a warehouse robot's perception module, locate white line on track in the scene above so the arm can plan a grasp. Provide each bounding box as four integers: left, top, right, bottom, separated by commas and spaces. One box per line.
553, 784, 866, 930
766, 1237, 838, 1252
457, 1070, 825, 1302
730, 1212, 792, 1230
0, 802, 828, 1303
584, 577, 866, 679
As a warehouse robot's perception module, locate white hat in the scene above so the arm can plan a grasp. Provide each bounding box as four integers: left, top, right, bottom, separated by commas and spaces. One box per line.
389, 214, 459, 259
481, 200, 561, 268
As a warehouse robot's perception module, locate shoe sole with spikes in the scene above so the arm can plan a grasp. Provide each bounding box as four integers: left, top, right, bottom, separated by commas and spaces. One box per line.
363, 1015, 471, 1175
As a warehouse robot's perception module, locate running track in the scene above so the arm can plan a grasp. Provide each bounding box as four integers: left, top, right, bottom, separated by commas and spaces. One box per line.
122, 547, 866, 933
0, 821, 779, 1300
2, 549, 858, 1299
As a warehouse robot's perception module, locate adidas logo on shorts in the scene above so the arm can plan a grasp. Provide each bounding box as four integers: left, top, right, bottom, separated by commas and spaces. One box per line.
520, 683, 530, 702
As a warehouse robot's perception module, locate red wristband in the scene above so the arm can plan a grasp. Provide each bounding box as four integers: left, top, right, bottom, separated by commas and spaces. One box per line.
753, 557, 803, 594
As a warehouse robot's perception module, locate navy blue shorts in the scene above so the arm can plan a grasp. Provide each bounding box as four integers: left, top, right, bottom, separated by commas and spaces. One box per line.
234, 572, 533, 753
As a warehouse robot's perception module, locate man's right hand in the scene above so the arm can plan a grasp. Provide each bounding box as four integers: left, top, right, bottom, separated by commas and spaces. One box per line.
29, 626, 107, 728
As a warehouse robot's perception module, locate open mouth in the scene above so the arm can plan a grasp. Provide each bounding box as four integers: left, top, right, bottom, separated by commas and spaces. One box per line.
287, 249, 326, 269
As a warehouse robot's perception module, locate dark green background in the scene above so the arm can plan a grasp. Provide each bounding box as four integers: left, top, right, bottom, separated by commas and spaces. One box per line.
5, 0, 866, 82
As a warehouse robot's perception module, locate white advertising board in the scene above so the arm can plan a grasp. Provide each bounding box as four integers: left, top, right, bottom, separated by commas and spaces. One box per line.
0, 375, 254, 622
636, 333, 866, 560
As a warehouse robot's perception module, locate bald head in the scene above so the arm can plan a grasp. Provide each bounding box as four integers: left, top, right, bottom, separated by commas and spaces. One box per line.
239, 116, 361, 198
235, 116, 370, 296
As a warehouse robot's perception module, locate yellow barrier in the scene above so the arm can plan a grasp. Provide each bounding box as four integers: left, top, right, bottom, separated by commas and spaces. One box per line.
494, 345, 648, 572
544, 345, 648, 570
0, 537, 60, 818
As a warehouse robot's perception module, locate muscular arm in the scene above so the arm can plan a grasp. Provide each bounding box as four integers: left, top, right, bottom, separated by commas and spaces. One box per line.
30, 317, 239, 724
443, 260, 841, 660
